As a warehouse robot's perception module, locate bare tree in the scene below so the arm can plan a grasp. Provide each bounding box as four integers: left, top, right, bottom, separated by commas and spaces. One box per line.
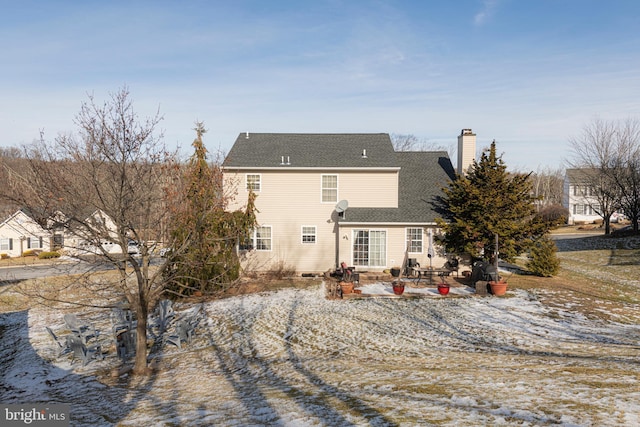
1, 88, 180, 374
567, 118, 621, 234
611, 118, 640, 232
391, 133, 455, 159
530, 166, 564, 210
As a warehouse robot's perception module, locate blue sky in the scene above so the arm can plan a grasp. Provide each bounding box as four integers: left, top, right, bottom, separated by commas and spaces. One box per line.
1, 0, 639, 171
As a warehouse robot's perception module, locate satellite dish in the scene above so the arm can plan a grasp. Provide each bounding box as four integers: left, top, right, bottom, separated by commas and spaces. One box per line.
335, 200, 348, 213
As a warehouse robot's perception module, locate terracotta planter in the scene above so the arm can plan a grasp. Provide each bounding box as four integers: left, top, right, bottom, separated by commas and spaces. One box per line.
392, 282, 405, 295
340, 282, 354, 295
437, 284, 450, 295
489, 281, 508, 296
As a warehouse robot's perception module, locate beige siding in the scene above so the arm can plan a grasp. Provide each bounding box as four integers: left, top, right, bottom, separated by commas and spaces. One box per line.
338, 225, 447, 272
224, 169, 399, 272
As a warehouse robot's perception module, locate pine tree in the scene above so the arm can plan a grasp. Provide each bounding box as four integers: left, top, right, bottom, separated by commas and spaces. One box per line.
436, 140, 554, 263
166, 122, 257, 296
526, 235, 560, 277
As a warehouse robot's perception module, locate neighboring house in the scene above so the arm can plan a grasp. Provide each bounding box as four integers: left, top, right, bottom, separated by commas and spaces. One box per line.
51, 209, 124, 256
223, 131, 475, 274
563, 168, 606, 225
0, 209, 51, 257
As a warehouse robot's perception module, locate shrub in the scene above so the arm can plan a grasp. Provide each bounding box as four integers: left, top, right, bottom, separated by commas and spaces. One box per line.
38, 251, 61, 259
0, 253, 9, 260
537, 204, 569, 224
22, 250, 39, 257
526, 236, 560, 277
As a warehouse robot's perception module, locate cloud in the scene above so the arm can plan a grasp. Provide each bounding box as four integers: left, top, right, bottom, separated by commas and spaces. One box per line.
474, 0, 500, 26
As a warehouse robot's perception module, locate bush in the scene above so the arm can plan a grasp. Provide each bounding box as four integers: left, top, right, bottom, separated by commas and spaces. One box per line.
0, 253, 9, 260
22, 250, 39, 257
526, 236, 560, 277
537, 204, 569, 224
38, 251, 61, 259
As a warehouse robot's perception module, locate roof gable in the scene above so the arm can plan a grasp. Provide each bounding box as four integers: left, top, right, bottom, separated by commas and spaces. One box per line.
223, 133, 396, 168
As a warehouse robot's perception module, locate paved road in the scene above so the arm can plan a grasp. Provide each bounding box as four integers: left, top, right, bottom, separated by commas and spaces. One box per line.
0, 257, 162, 284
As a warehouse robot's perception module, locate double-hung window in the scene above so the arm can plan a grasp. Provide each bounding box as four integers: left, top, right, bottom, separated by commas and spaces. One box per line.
406, 228, 423, 253
255, 226, 272, 251
321, 175, 338, 203
301, 226, 316, 244
27, 236, 43, 249
246, 174, 261, 192
0, 238, 13, 251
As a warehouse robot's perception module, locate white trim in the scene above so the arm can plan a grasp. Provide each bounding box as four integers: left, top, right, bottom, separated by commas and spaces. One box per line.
255, 225, 272, 252
245, 173, 261, 192
223, 166, 401, 172
405, 227, 424, 254
301, 225, 317, 244
351, 228, 387, 268
321, 174, 338, 204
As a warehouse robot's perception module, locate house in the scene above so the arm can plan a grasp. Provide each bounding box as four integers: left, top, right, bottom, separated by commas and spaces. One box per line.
222, 131, 475, 274
49, 209, 125, 256
563, 168, 606, 225
0, 209, 51, 257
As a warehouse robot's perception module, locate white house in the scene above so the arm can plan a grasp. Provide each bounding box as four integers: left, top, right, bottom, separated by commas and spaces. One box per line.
563, 168, 605, 224
0, 209, 51, 257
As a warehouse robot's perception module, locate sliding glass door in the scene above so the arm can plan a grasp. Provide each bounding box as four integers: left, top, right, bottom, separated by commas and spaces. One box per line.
352, 229, 386, 267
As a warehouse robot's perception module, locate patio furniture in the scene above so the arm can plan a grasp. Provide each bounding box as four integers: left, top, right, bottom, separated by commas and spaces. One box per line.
68, 334, 104, 366
45, 326, 71, 356
115, 328, 137, 359
63, 314, 98, 343
413, 267, 450, 285
155, 299, 175, 334
165, 319, 194, 349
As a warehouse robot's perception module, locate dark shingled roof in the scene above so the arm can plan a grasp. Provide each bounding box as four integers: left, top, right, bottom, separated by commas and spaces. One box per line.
342, 151, 456, 224
222, 133, 397, 168
223, 133, 457, 224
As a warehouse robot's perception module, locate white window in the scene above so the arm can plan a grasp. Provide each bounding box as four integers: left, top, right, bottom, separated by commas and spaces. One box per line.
406, 228, 423, 253
353, 229, 386, 267
246, 174, 261, 192
255, 226, 272, 251
27, 236, 43, 249
301, 226, 316, 244
321, 175, 338, 203
0, 238, 13, 251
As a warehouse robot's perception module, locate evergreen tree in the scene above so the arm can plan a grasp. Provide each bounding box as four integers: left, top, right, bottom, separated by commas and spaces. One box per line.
436, 140, 558, 263
526, 235, 560, 277
166, 122, 257, 296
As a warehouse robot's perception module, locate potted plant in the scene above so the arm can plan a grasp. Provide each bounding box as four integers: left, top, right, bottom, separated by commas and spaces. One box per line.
488, 277, 508, 296
437, 283, 450, 295
392, 280, 405, 295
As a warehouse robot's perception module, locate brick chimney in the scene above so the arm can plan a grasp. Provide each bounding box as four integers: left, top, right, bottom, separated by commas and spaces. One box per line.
457, 129, 476, 176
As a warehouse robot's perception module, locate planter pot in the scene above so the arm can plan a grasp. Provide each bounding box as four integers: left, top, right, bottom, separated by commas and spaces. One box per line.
340, 282, 354, 295
390, 268, 401, 278
437, 284, 450, 295
489, 281, 508, 296
392, 282, 405, 295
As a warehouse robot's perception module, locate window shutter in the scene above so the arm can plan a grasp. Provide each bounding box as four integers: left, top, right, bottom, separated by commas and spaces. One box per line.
9, 238, 13, 250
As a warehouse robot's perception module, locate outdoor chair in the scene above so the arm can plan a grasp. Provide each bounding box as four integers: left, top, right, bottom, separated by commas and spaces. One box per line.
45, 326, 71, 356
115, 328, 136, 359
110, 307, 135, 337
154, 299, 175, 334
68, 334, 104, 366
165, 319, 194, 349
444, 257, 460, 277
63, 314, 98, 343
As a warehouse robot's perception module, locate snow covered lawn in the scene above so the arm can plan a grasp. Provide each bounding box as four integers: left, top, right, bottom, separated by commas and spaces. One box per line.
1, 282, 639, 426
